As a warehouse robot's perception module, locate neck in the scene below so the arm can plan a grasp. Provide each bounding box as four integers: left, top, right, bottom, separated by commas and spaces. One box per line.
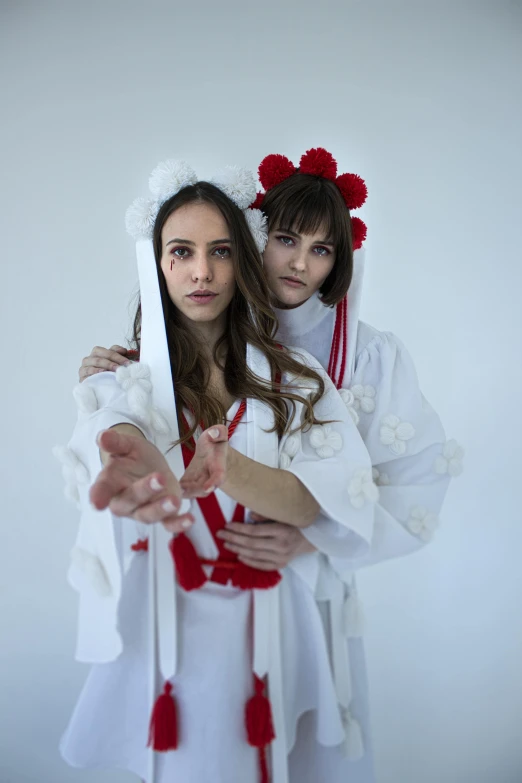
270, 294, 311, 310
182, 312, 227, 357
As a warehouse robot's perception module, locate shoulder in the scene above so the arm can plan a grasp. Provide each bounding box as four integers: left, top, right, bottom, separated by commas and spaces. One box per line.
355, 321, 406, 360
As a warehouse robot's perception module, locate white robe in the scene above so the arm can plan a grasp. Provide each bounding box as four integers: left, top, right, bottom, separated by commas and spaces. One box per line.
273, 287, 458, 782
58, 344, 379, 783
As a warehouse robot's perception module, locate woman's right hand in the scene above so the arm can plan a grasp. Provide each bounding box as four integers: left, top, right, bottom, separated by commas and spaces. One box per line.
79, 345, 131, 382
91, 428, 194, 534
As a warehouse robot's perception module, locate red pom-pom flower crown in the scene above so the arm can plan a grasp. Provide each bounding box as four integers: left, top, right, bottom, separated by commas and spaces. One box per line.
253, 146, 367, 250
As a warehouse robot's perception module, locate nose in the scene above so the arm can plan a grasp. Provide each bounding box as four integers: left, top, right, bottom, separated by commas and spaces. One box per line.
191, 252, 213, 282
289, 247, 307, 272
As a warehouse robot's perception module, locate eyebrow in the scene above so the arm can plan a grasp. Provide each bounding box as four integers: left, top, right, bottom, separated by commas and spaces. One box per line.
165, 237, 232, 247
276, 227, 335, 246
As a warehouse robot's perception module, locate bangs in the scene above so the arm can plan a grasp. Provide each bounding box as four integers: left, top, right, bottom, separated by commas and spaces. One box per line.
265, 175, 346, 244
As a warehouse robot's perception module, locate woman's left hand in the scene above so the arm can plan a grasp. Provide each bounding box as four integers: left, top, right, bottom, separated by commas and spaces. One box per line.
180, 424, 229, 498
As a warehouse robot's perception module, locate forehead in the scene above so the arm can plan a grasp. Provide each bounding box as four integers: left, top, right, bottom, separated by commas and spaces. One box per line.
273, 223, 333, 243
162, 202, 228, 240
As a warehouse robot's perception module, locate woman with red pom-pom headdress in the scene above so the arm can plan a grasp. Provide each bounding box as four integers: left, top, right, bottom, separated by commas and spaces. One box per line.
75, 148, 458, 783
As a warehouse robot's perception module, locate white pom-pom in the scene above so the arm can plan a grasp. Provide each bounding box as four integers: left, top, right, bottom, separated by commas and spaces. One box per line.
244, 208, 268, 253
70, 547, 112, 597
127, 383, 152, 419
151, 408, 170, 435
339, 388, 360, 426
309, 424, 343, 459
210, 166, 257, 209
343, 591, 365, 638
148, 159, 198, 202
348, 468, 379, 509
73, 383, 98, 414
279, 453, 291, 469
283, 434, 300, 458
116, 362, 152, 392
125, 197, 158, 240
341, 708, 364, 760
64, 482, 80, 506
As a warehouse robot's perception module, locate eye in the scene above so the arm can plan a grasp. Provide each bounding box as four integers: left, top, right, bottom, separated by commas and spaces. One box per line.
313, 246, 331, 257
213, 246, 232, 258
277, 235, 295, 247
171, 246, 191, 259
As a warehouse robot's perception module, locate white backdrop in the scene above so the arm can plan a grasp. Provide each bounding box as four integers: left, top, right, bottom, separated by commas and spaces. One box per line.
1, 1, 521, 782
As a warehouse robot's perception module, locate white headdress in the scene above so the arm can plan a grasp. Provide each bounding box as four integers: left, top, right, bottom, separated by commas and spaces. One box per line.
125, 158, 268, 253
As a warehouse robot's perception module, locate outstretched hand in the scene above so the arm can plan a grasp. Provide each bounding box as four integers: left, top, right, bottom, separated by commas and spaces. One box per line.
180, 425, 229, 498
91, 429, 194, 534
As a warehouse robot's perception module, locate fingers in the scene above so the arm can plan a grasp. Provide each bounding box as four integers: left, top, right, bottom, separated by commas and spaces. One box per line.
217, 524, 292, 555
96, 428, 136, 458
236, 555, 283, 572
203, 425, 228, 444
218, 522, 280, 539
249, 512, 270, 523
163, 513, 196, 534
108, 473, 177, 519
79, 346, 131, 381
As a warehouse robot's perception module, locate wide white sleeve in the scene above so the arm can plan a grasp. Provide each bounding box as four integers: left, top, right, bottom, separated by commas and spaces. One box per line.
329, 330, 461, 578
54, 366, 156, 663
279, 349, 377, 562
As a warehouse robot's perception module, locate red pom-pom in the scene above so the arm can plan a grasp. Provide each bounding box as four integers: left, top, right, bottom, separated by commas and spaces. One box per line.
336, 173, 368, 210
258, 154, 296, 190
249, 191, 265, 210
148, 681, 179, 752
351, 216, 367, 250
299, 147, 337, 180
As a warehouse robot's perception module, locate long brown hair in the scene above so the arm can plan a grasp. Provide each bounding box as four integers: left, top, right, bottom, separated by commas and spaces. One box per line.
261, 173, 354, 306
131, 182, 326, 444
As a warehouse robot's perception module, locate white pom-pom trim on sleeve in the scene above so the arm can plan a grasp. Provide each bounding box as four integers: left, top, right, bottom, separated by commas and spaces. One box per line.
380, 414, 416, 455
53, 445, 90, 507
73, 383, 99, 414
115, 362, 170, 436
406, 506, 439, 542
347, 467, 379, 509
309, 424, 343, 459
70, 547, 112, 597
338, 388, 360, 426
434, 439, 464, 477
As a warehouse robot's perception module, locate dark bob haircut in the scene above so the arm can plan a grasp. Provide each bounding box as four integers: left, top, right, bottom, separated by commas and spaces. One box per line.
260, 173, 354, 307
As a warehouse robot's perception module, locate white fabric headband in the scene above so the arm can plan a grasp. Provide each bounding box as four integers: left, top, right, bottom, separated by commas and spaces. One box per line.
125, 159, 268, 253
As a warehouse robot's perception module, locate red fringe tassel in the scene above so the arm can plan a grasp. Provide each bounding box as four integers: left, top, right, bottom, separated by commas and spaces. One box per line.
169, 532, 207, 591
148, 681, 179, 752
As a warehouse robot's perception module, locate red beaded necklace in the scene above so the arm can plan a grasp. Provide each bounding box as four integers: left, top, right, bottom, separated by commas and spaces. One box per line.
327, 295, 348, 389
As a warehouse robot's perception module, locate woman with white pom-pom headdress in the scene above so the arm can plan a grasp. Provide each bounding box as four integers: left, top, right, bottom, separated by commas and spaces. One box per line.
76, 147, 463, 782
57, 158, 385, 783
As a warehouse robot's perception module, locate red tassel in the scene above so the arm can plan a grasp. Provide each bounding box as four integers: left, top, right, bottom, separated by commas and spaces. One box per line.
131, 537, 149, 552
147, 681, 179, 752
169, 533, 207, 591
245, 675, 276, 747
232, 562, 282, 590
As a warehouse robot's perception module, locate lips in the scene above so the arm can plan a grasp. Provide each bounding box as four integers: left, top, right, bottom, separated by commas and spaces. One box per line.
187, 290, 218, 304
280, 276, 306, 288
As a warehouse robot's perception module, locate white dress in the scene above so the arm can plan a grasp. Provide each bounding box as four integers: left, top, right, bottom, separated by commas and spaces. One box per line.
57, 344, 380, 783
272, 287, 462, 782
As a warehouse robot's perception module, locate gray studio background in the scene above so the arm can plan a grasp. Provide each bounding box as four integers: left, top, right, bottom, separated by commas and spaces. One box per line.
1, 1, 521, 782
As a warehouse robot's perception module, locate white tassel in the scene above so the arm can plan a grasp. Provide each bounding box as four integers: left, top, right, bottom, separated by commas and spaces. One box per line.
341, 708, 364, 760
127, 383, 152, 421
73, 383, 99, 414
343, 590, 364, 638
70, 547, 112, 597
